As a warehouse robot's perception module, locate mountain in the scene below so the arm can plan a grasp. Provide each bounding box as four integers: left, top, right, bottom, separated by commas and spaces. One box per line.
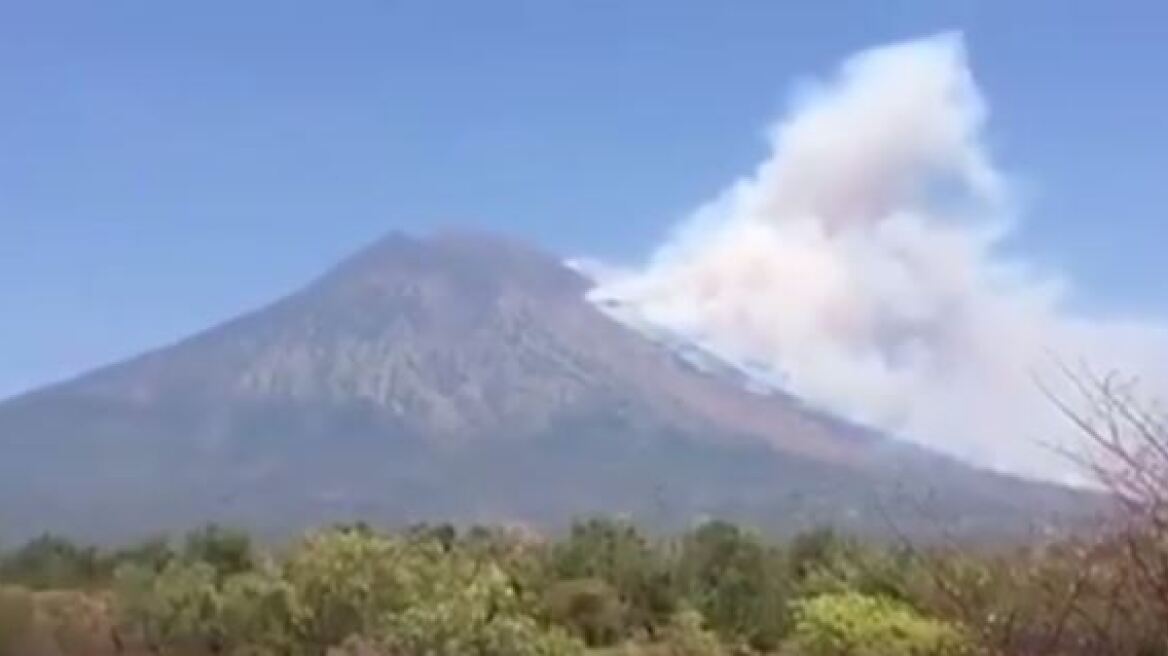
0, 231, 1092, 542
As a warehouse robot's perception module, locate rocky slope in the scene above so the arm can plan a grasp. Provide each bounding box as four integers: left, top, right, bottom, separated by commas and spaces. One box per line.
0, 231, 1092, 541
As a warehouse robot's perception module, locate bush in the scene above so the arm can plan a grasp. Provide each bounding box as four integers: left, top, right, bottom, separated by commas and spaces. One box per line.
785, 592, 971, 656
655, 609, 725, 656
676, 521, 788, 650
544, 578, 626, 646
107, 536, 175, 574
113, 559, 223, 652
216, 565, 299, 654
0, 535, 104, 590
280, 529, 422, 650
552, 518, 677, 638
183, 524, 255, 578
593, 610, 724, 656
286, 529, 584, 656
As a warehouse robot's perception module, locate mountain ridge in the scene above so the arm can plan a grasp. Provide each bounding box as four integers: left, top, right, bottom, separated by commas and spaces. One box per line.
0, 230, 1095, 541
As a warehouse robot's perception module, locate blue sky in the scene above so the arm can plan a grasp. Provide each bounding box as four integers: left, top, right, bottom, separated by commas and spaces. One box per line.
2, 0, 1166, 400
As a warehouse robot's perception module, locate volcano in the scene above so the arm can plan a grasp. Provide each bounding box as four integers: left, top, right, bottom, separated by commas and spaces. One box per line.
0, 231, 1090, 541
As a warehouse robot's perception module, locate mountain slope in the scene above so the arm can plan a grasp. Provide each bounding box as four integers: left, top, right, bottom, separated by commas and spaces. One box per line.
0, 231, 1091, 541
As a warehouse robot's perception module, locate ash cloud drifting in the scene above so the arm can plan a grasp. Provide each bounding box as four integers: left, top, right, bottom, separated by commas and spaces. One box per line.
585, 34, 1168, 482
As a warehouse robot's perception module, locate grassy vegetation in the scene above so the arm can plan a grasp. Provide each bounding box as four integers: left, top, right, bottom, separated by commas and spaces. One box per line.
0, 515, 1164, 656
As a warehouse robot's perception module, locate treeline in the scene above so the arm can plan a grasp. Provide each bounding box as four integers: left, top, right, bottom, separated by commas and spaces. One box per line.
0, 515, 1165, 656
2, 369, 1166, 655
0, 525, 242, 592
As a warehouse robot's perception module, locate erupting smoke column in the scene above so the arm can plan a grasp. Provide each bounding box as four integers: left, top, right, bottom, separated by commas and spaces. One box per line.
587, 34, 1168, 483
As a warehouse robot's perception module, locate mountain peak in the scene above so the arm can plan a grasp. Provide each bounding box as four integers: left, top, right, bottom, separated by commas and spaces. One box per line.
0, 231, 1092, 541
314, 229, 587, 301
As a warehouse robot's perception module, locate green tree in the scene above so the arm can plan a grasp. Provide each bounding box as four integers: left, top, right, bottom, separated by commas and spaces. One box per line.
675, 521, 789, 650
552, 518, 676, 638
183, 524, 255, 579
0, 534, 104, 590
374, 557, 583, 656
461, 525, 549, 610
279, 529, 417, 651
788, 527, 848, 581
217, 565, 299, 654
407, 522, 458, 552
113, 559, 223, 653
285, 528, 583, 656
108, 536, 175, 574
789, 528, 915, 604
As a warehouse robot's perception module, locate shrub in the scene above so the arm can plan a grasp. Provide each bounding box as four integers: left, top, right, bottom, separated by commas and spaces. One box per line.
544, 578, 626, 646
280, 529, 421, 650
0, 534, 103, 590
216, 565, 299, 654
592, 609, 725, 656
552, 518, 677, 638
183, 524, 256, 578
655, 609, 725, 656
785, 592, 971, 656
114, 559, 223, 652
676, 521, 788, 650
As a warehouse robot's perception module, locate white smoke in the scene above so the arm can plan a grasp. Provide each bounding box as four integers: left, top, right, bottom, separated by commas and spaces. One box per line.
587, 33, 1168, 483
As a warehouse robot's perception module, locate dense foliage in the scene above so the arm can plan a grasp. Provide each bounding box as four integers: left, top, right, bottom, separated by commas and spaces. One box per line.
1, 514, 1165, 655
784, 592, 969, 656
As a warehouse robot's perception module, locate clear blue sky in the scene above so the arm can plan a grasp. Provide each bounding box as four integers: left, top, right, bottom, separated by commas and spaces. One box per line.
2, 0, 1165, 399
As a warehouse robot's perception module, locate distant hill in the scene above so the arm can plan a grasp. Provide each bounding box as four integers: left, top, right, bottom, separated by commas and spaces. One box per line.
0, 231, 1094, 541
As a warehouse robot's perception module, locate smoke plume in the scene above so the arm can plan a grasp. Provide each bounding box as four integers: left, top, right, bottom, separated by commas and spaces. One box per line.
586, 34, 1168, 482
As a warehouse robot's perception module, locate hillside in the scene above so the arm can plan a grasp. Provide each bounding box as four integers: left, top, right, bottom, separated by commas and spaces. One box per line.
0, 231, 1092, 541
